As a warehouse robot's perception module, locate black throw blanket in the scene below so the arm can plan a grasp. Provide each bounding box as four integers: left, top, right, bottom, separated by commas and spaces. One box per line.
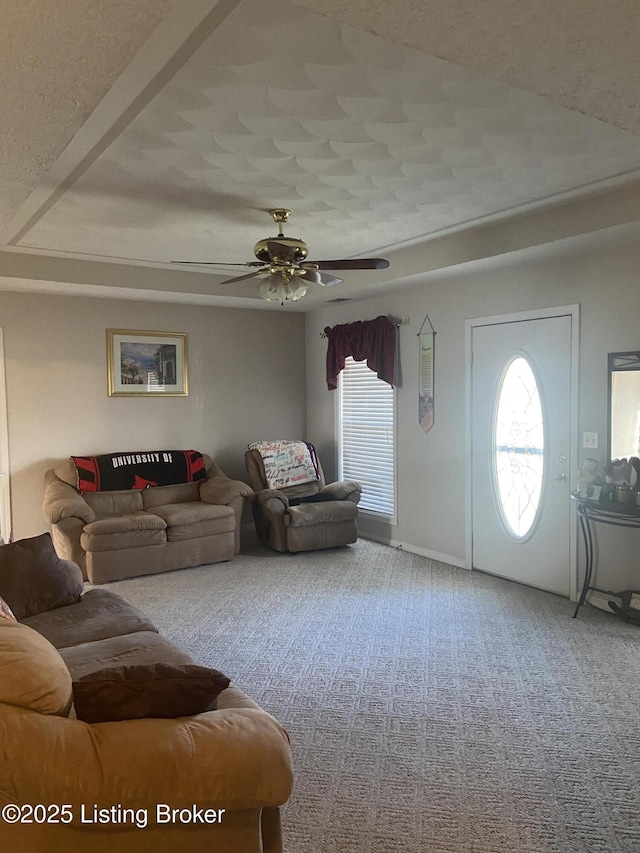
71, 450, 206, 492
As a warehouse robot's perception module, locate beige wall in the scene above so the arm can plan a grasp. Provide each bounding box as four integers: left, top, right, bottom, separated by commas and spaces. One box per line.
306, 228, 640, 593
0, 292, 306, 540
5, 226, 640, 598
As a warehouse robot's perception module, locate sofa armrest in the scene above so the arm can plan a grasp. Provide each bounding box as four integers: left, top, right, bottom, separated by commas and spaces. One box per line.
199, 469, 253, 507
255, 489, 289, 514
42, 470, 95, 526
320, 481, 362, 504
200, 463, 254, 556
0, 704, 293, 819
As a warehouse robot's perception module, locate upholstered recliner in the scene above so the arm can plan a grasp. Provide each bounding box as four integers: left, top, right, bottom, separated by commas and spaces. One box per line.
245, 441, 361, 553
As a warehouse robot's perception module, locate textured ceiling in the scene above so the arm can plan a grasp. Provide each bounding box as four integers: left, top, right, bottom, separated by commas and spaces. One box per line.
0, 0, 177, 228
292, 0, 640, 135
2, 0, 640, 308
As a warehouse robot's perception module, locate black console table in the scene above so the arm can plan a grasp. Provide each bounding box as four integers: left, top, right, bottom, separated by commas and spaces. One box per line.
571, 491, 640, 617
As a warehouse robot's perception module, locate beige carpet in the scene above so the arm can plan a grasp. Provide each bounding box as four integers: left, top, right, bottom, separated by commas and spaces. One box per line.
104, 536, 640, 853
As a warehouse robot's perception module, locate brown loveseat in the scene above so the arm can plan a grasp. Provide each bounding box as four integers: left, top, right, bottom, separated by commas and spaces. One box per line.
42, 453, 253, 584
0, 536, 293, 852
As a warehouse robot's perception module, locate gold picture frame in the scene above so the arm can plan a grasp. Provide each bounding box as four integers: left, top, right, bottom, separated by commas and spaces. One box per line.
107, 329, 188, 397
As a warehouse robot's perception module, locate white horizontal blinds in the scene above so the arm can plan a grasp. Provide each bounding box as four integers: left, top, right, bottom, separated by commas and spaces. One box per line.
339, 356, 395, 517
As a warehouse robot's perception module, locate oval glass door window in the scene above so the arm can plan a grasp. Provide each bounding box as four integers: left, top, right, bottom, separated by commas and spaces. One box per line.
493, 355, 545, 539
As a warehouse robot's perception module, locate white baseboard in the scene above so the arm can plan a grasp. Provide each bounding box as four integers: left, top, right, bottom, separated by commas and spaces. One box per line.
241, 523, 464, 568
359, 533, 466, 569
583, 589, 619, 614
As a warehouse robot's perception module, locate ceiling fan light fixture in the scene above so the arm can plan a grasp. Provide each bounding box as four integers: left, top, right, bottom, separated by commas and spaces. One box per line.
172, 210, 389, 298
259, 273, 308, 304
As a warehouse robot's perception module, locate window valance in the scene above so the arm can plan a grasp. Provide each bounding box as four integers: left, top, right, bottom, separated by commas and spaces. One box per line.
324, 315, 396, 390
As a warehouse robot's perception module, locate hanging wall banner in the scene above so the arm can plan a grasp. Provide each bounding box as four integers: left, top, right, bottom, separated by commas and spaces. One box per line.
418, 315, 435, 432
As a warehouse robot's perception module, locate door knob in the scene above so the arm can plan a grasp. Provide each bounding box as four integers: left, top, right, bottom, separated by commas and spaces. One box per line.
554, 473, 567, 482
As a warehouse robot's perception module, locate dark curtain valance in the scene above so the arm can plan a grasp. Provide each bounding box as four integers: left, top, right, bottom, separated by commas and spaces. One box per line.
324, 315, 396, 390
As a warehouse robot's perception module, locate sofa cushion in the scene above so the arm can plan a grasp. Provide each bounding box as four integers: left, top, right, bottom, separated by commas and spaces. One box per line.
72, 662, 231, 722
21, 588, 158, 649
142, 481, 200, 508
0, 620, 73, 716
59, 630, 195, 680
287, 500, 359, 527
0, 533, 84, 619
81, 512, 167, 552
84, 489, 144, 515
152, 502, 235, 542
280, 482, 322, 501
83, 512, 166, 535
0, 595, 17, 622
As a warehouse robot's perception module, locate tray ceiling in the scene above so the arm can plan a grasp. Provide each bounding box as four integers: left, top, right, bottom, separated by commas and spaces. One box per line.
3, 0, 640, 308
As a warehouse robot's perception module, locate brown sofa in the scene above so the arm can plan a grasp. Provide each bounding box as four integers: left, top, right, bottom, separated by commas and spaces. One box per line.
0, 546, 293, 853
42, 454, 253, 584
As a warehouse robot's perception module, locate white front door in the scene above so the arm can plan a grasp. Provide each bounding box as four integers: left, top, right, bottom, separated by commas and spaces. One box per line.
469, 310, 576, 596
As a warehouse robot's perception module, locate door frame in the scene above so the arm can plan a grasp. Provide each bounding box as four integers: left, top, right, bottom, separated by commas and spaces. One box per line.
464, 305, 580, 600
0, 328, 11, 543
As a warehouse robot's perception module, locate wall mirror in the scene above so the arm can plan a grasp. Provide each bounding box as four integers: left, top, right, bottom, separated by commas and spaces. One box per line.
608, 351, 640, 460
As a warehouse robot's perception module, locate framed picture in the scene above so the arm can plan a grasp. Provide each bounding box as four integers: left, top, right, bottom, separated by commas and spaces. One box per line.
107, 330, 188, 397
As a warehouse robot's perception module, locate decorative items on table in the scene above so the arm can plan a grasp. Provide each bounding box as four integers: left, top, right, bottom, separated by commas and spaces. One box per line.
577, 458, 604, 500
597, 456, 640, 504
615, 482, 636, 504
606, 457, 637, 486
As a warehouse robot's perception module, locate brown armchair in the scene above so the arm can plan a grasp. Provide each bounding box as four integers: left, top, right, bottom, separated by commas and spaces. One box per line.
245, 442, 361, 553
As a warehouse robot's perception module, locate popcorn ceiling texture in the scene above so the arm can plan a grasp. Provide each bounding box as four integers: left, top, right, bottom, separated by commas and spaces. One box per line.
0, 0, 175, 228
3, 0, 640, 299
292, 0, 640, 133
11, 0, 640, 267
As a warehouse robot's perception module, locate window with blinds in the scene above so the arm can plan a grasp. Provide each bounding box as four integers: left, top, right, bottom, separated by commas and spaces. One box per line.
338, 356, 396, 520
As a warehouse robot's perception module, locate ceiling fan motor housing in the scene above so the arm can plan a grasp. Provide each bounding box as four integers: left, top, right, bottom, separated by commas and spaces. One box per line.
183, 209, 388, 296
254, 236, 309, 264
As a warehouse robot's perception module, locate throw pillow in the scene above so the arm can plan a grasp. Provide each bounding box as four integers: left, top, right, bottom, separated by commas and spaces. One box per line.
0, 595, 17, 622
0, 619, 73, 716
0, 533, 84, 620
72, 662, 231, 723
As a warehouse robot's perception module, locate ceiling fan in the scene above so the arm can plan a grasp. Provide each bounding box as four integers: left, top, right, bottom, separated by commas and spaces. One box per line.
172, 209, 390, 303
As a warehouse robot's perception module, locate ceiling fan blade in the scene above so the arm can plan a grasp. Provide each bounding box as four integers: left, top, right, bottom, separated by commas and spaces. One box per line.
220, 270, 265, 285
302, 269, 343, 287
266, 240, 297, 263
170, 260, 264, 267
305, 257, 390, 271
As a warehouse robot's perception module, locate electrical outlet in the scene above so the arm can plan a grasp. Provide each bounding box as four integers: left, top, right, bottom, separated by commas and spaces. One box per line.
583, 432, 599, 449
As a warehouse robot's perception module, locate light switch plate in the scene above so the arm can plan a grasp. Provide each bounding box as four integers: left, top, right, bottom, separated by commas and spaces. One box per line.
583, 432, 599, 449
